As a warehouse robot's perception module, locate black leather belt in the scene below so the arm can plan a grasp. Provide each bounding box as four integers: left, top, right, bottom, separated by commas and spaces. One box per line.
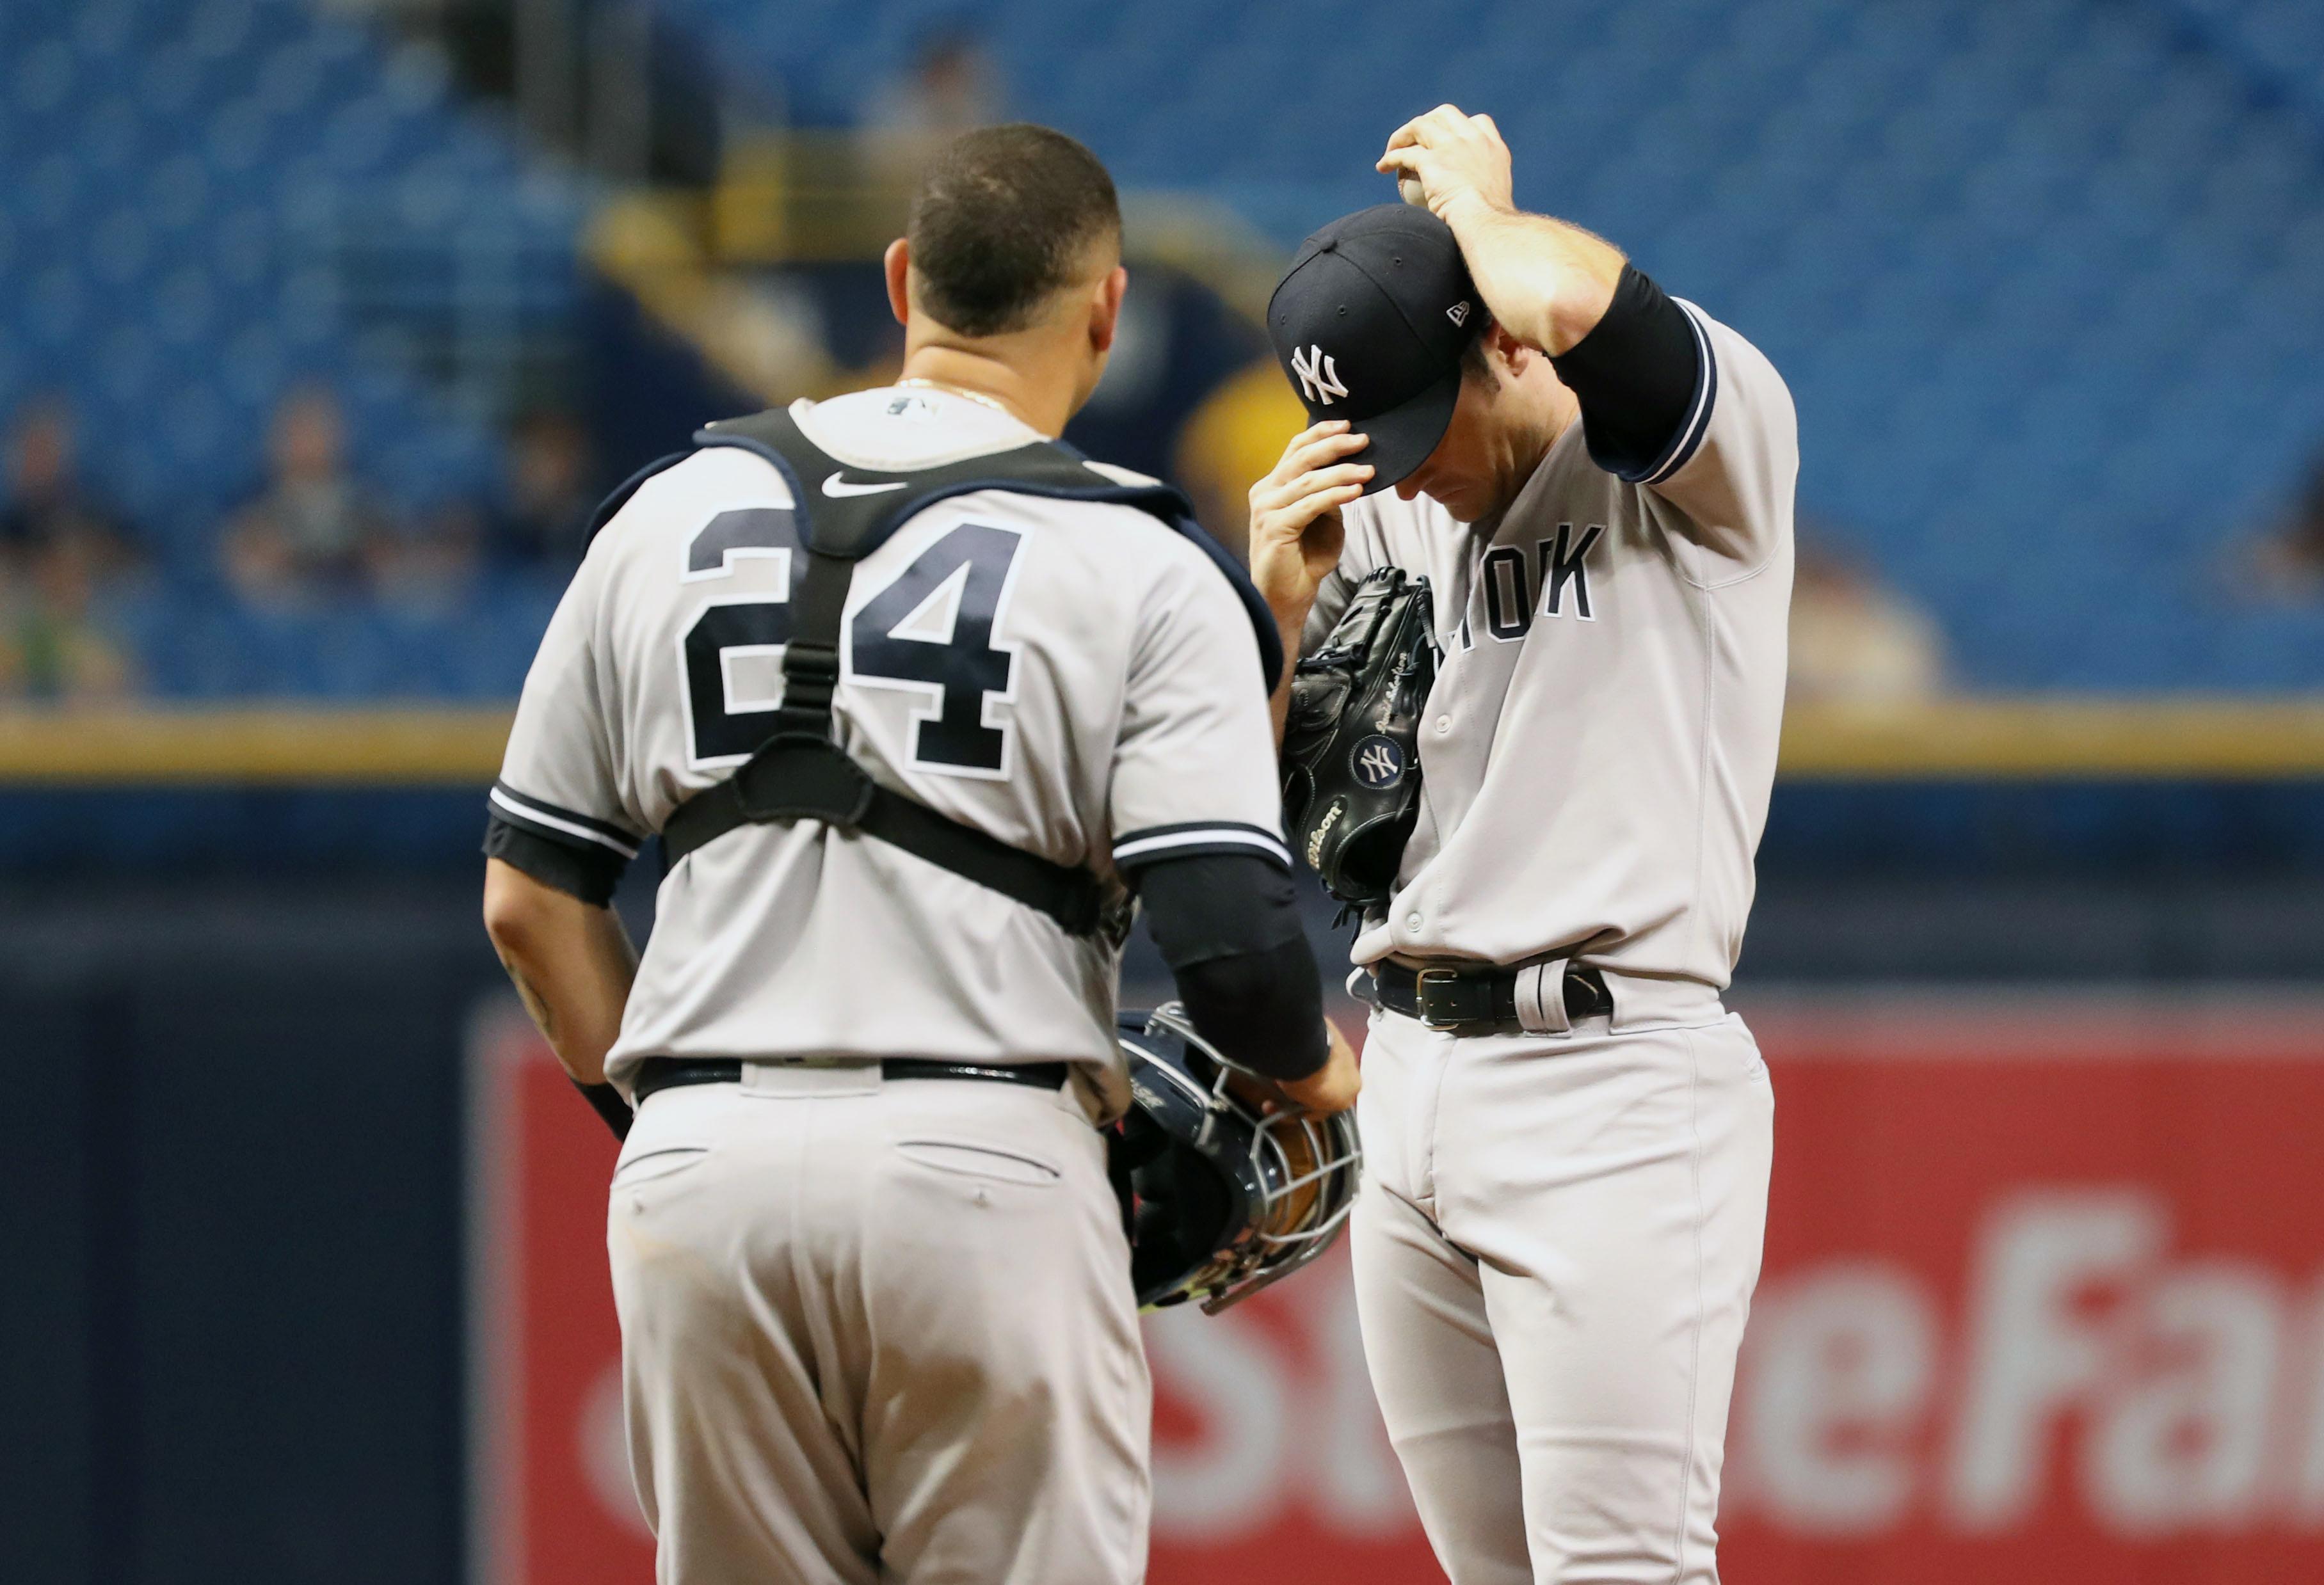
1372, 960, 1613, 1033
632, 1056, 1070, 1105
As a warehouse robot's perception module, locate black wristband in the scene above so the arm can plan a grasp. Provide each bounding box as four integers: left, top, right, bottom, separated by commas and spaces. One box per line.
572, 1078, 634, 1142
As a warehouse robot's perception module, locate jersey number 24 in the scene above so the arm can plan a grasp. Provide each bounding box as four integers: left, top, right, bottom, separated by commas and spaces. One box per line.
680, 506, 1022, 777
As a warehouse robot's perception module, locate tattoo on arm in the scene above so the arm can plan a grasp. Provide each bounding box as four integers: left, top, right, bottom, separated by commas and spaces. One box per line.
497, 950, 557, 1043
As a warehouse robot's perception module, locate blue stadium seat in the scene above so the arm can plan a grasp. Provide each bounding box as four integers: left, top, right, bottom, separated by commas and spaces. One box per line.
0, 0, 588, 695
13, 0, 2324, 693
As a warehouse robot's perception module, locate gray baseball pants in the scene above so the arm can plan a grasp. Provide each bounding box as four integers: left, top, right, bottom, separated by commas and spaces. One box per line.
605, 1062, 1150, 1584
1350, 1007, 1773, 1584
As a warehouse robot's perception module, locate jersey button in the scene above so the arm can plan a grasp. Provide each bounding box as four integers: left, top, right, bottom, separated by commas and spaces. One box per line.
1434, 715, 1452, 734
1406, 911, 1423, 932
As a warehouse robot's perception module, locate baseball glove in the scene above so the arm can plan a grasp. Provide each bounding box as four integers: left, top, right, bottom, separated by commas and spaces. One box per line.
1280, 567, 1436, 909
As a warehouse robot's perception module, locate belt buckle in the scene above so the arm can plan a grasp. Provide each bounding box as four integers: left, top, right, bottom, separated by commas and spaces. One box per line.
1413, 966, 1480, 1030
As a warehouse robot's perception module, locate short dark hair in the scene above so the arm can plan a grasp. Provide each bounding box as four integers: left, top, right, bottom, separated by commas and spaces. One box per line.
1458, 316, 1499, 390
907, 123, 1121, 337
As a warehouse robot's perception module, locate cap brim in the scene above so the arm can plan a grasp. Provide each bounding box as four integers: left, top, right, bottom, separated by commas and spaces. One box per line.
1347, 367, 1460, 495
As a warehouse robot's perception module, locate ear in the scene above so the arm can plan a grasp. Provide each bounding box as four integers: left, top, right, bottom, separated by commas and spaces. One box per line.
1490, 321, 1532, 374
1088, 265, 1128, 353
883, 238, 912, 327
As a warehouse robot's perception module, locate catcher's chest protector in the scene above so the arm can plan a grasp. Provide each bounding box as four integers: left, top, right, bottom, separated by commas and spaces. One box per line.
619, 405, 1281, 936
1280, 567, 1437, 907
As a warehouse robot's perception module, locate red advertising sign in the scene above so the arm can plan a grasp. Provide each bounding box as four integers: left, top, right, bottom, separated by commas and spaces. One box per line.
467, 1014, 643, 1585
1723, 996, 2324, 1585
469, 994, 2324, 1584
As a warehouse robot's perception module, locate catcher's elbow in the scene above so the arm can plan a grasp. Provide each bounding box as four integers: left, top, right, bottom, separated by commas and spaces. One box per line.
481, 856, 561, 955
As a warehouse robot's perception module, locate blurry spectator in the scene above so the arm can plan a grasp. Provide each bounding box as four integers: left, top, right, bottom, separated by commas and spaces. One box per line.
1171, 360, 1311, 562
2237, 454, 2324, 600
0, 532, 136, 701
221, 386, 395, 605
489, 408, 598, 568
0, 399, 141, 701
371, 505, 485, 613
2, 399, 137, 578
858, 27, 1003, 212
1788, 539, 1948, 703
863, 29, 1002, 139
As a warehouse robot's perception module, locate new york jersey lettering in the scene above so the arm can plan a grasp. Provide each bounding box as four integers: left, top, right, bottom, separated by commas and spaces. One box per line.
1471, 523, 1606, 642
1539, 523, 1603, 621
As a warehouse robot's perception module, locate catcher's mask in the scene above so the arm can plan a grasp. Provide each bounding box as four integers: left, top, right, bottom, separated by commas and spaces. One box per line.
1113, 1004, 1363, 1314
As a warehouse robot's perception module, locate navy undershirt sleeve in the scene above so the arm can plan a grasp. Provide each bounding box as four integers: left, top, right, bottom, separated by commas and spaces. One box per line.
1128, 850, 1328, 1082
1548, 263, 1703, 482
483, 815, 627, 907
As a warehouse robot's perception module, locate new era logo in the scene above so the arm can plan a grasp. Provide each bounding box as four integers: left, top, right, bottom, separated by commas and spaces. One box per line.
1447, 301, 1470, 327
1290, 344, 1350, 406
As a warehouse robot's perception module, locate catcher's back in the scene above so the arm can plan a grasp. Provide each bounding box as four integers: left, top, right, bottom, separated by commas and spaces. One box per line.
490, 383, 1290, 1103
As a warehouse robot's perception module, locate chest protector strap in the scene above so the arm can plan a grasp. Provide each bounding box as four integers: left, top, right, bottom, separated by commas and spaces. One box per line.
652, 406, 1278, 938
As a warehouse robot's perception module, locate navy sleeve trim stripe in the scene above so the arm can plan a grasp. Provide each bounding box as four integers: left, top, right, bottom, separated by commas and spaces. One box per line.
1638, 303, 1719, 486
488, 782, 643, 858
1112, 822, 1293, 870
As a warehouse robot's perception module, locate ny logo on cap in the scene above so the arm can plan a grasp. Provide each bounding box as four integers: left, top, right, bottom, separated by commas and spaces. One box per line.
1290, 344, 1350, 406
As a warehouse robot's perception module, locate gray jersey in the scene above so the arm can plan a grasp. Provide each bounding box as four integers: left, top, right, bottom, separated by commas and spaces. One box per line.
1309, 303, 1797, 1021
495, 385, 1287, 1107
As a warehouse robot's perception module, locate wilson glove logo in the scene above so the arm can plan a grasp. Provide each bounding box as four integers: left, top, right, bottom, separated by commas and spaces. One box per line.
1291, 344, 1350, 406
1306, 799, 1344, 869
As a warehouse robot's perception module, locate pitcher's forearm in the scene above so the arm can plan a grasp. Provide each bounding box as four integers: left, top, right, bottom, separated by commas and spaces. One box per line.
1270, 613, 1307, 745
1438, 195, 1624, 356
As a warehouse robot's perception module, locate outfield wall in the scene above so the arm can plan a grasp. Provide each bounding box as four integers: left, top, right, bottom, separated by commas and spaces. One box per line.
6, 872, 2323, 1585
469, 994, 2324, 1585
8, 708, 2324, 1584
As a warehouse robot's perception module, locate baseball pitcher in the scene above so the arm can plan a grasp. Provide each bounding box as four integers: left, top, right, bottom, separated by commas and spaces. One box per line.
481, 124, 1357, 1585
1252, 106, 1795, 1584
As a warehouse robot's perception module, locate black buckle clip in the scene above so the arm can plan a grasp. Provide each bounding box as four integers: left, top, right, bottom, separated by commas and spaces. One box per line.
1413, 966, 1493, 1030
732, 735, 876, 828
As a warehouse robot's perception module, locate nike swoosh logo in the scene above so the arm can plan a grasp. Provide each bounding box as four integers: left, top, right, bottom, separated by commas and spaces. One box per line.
822, 471, 908, 498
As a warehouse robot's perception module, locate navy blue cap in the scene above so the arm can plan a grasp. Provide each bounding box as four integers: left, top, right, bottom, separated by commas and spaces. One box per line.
1267, 205, 1483, 493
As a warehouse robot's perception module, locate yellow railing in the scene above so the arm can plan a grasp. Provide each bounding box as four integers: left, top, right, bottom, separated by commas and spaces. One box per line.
0, 706, 516, 784
6, 699, 2324, 785
585, 134, 1292, 406
1777, 697, 2324, 779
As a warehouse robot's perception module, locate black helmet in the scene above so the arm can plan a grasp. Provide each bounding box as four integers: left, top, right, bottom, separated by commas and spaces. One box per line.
1114, 1004, 1363, 1312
